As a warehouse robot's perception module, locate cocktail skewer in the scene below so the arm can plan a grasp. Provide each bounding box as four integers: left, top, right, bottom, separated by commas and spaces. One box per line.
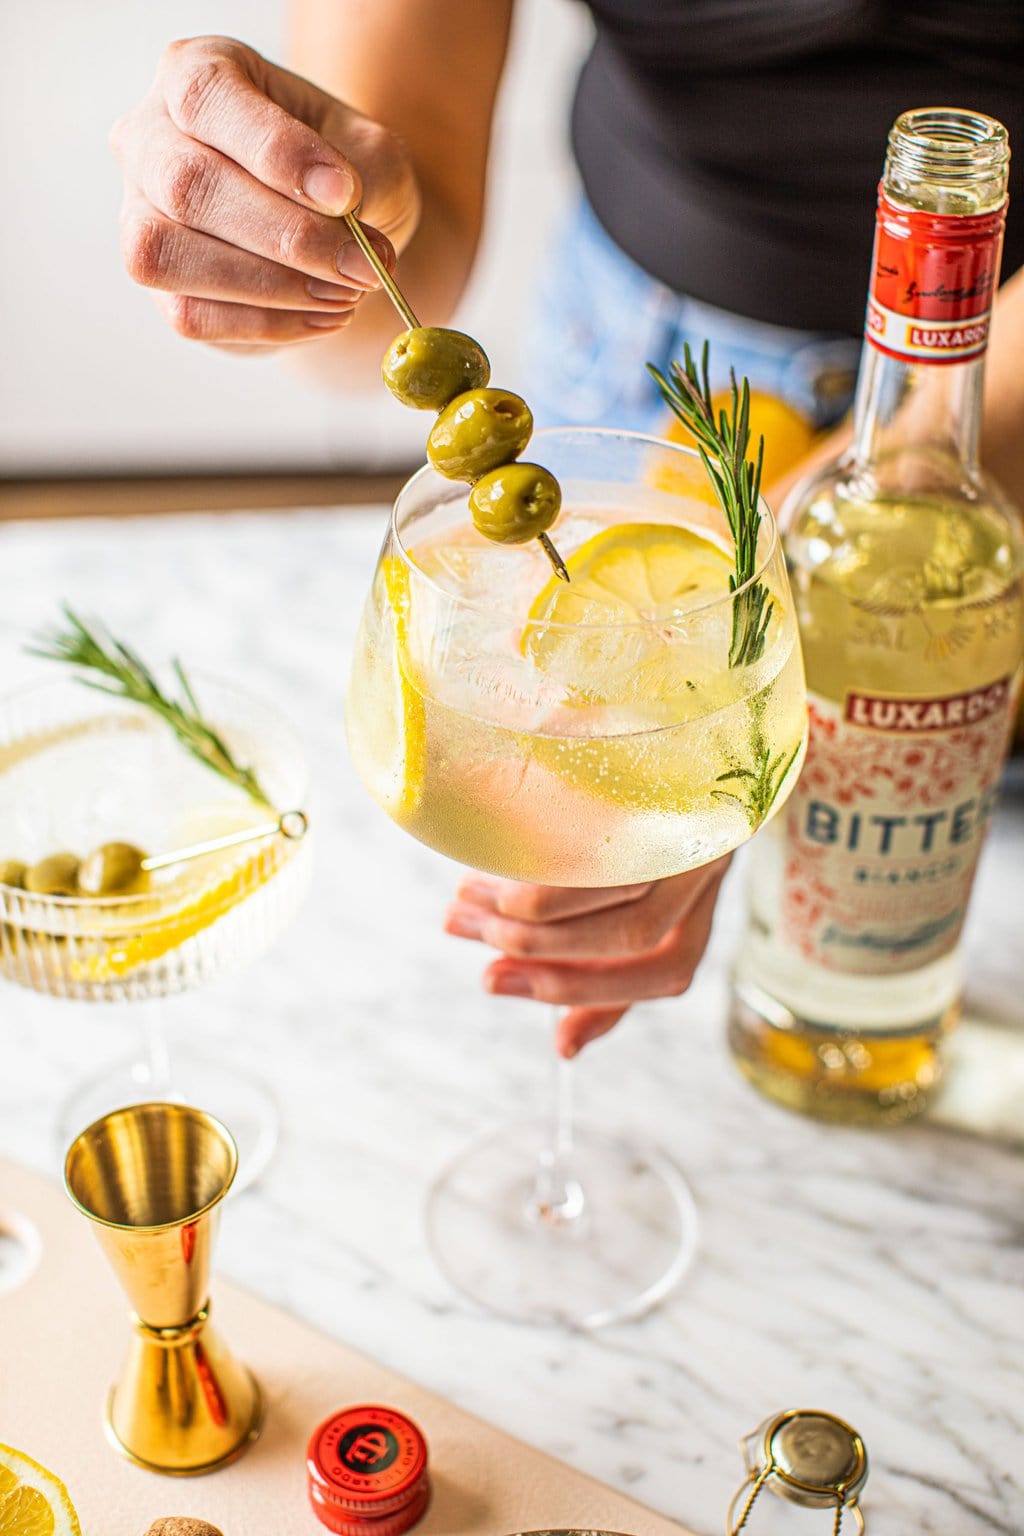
345, 213, 569, 582
141, 809, 309, 872
343, 212, 419, 329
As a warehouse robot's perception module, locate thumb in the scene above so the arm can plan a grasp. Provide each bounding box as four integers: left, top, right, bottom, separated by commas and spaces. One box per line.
160, 39, 363, 214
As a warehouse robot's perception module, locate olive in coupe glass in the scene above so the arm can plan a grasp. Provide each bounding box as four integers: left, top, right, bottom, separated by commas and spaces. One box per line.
382, 326, 490, 410
78, 840, 150, 896
24, 852, 80, 895
426, 388, 533, 482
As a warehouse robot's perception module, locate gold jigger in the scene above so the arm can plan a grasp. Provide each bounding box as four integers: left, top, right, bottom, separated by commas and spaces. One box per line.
64, 1102, 263, 1475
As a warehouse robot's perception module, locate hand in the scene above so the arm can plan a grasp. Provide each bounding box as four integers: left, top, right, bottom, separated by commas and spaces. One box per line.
444, 858, 731, 1058
110, 36, 419, 349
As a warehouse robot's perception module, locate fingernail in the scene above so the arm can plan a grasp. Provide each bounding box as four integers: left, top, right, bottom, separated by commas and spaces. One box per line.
336, 239, 388, 288
302, 164, 354, 213
458, 880, 499, 910
305, 312, 352, 329
445, 911, 484, 940
306, 278, 360, 302
489, 970, 534, 999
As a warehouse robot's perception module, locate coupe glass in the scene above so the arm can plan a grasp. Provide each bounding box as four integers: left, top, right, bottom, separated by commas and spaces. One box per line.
0, 676, 310, 1189
346, 428, 807, 1325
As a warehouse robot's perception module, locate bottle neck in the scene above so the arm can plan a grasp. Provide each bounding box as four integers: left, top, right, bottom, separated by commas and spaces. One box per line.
851, 346, 985, 475
851, 189, 1005, 487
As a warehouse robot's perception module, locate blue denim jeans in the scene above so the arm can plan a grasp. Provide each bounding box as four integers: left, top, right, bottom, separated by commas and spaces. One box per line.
522, 197, 862, 433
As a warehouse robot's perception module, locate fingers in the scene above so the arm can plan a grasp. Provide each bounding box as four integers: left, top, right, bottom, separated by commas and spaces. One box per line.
446, 864, 717, 961
156, 38, 362, 214
479, 868, 726, 1008
555, 1006, 629, 1060
115, 109, 395, 290
454, 874, 654, 925
120, 193, 361, 311
152, 290, 354, 345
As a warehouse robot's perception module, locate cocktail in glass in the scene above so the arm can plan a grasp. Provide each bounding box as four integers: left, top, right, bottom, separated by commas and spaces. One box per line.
0, 675, 310, 1188
346, 428, 806, 1325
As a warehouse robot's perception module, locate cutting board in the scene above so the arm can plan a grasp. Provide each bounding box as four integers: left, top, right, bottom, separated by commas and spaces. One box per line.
0, 1160, 694, 1536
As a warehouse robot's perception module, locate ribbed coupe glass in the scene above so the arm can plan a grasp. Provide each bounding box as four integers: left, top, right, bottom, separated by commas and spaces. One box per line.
0, 676, 310, 1188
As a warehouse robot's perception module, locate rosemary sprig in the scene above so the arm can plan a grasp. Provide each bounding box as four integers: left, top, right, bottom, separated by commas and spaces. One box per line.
648, 342, 773, 667
28, 607, 272, 809
713, 738, 802, 830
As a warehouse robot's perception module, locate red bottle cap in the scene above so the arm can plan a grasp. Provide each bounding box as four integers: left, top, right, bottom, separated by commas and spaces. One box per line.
307, 1406, 431, 1536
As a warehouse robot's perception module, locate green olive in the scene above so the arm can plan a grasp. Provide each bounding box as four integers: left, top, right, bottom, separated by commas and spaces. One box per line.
382, 327, 490, 411
427, 388, 533, 482
0, 860, 27, 889
78, 841, 150, 896
24, 853, 81, 896
469, 462, 562, 545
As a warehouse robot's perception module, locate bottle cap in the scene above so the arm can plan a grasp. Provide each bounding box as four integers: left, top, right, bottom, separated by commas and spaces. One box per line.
307, 1406, 430, 1536
728, 1409, 868, 1534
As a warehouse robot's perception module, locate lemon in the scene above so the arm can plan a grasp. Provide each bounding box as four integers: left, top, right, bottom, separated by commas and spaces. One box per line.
73, 851, 279, 980
0, 1447, 82, 1536
523, 521, 734, 707
660, 387, 818, 491
521, 522, 739, 815
347, 556, 426, 822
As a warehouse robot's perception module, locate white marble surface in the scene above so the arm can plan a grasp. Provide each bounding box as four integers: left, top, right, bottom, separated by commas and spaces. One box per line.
1, 508, 1023, 1536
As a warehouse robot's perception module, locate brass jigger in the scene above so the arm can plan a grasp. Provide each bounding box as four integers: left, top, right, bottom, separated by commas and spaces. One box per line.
64, 1102, 262, 1475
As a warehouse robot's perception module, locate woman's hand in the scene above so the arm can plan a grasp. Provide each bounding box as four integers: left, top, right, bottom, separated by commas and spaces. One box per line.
444, 858, 732, 1058
110, 36, 419, 350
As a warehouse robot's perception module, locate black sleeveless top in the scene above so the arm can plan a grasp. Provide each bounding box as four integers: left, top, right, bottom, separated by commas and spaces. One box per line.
572, 1, 1024, 334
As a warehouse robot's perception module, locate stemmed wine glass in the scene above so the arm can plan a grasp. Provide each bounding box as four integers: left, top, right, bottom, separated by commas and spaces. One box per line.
346, 427, 806, 1325
0, 674, 310, 1190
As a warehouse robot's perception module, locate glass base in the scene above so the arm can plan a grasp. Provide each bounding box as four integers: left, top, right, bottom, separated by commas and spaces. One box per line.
728, 980, 950, 1126
56, 1051, 280, 1194
426, 1119, 698, 1328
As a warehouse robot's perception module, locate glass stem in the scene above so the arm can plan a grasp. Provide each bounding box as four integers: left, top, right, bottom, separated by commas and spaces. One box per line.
136, 999, 172, 1096
527, 1011, 585, 1228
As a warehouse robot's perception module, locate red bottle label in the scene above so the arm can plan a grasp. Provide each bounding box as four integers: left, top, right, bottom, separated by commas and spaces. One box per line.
865, 189, 1005, 364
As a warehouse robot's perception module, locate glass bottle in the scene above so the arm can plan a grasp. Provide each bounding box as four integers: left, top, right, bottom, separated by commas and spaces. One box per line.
730, 108, 1024, 1124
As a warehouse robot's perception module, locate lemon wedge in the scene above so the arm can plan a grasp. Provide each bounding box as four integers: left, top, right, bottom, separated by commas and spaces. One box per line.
0, 1447, 82, 1536
523, 522, 734, 708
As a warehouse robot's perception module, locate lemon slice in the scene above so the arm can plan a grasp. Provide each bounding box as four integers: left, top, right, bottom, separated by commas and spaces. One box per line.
0, 1447, 82, 1536
520, 522, 741, 815
72, 848, 284, 980
524, 522, 734, 706
354, 557, 426, 821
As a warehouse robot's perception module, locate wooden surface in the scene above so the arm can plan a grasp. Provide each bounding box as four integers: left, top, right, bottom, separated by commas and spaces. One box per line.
0, 475, 410, 521
0, 1159, 694, 1536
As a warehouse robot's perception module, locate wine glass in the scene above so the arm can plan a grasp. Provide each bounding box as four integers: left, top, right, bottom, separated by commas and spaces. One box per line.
0, 675, 310, 1190
346, 428, 807, 1325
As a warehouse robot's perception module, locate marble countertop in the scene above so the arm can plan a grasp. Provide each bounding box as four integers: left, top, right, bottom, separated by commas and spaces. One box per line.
1, 507, 1022, 1536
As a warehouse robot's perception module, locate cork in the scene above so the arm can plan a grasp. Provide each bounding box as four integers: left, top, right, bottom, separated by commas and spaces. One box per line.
144, 1521, 225, 1536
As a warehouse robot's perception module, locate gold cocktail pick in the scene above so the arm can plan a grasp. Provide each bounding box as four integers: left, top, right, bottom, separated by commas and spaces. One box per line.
140, 808, 309, 874
343, 212, 420, 329
75, 809, 309, 897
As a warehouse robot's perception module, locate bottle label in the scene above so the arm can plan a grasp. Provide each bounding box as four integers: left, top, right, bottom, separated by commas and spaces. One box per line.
779, 678, 1017, 975
866, 191, 1005, 365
